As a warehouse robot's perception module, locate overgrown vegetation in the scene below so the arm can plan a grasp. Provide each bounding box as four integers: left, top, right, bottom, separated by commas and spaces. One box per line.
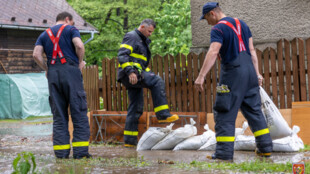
175, 159, 310, 173
67, 0, 191, 66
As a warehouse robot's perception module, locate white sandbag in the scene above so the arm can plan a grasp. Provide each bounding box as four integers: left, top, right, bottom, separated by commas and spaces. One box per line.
151, 118, 197, 150
198, 126, 216, 151
235, 121, 248, 137
198, 135, 216, 151
234, 135, 256, 151
173, 124, 215, 151
259, 86, 292, 139
136, 123, 174, 151
272, 125, 304, 152
234, 121, 256, 151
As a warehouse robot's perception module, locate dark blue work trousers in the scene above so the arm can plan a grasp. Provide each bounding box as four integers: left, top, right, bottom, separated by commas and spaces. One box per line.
47, 58, 90, 158
213, 52, 273, 160
119, 70, 170, 145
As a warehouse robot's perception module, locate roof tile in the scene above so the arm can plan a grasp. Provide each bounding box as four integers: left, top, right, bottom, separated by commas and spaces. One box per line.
0, 0, 97, 33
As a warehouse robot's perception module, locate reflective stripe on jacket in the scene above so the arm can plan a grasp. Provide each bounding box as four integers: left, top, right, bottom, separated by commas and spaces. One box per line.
117, 28, 151, 80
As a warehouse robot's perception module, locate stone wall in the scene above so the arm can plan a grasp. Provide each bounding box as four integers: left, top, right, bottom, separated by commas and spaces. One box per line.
191, 0, 310, 53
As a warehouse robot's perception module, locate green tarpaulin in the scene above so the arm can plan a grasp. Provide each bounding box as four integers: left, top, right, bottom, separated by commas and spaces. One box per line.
0, 73, 52, 119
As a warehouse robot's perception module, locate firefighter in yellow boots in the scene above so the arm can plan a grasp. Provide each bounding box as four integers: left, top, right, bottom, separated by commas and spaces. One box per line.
195, 2, 272, 160
33, 12, 91, 159
117, 19, 179, 147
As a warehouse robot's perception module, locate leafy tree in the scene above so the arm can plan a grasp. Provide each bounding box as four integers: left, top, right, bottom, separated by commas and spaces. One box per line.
67, 0, 191, 65
151, 0, 192, 56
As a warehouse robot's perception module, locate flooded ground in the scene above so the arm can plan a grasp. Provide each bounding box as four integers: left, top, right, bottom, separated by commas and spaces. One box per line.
0, 117, 309, 173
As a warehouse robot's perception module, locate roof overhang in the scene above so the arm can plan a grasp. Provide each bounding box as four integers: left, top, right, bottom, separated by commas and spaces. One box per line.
0, 24, 99, 34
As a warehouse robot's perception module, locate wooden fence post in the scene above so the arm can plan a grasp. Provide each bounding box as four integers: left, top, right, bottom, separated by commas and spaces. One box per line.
85, 37, 310, 113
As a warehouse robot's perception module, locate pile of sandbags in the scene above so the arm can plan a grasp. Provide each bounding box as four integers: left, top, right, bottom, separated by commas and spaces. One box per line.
233, 122, 304, 152
272, 125, 304, 152
152, 118, 197, 150
137, 123, 174, 151
137, 106, 304, 152
173, 124, 214, 151
198, 134, 216, 151
233, 121, 304, 152
234, 122, 256, 151
198, 122, 254, 151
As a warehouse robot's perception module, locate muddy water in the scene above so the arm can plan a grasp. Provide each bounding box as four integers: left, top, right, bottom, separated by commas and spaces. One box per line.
0, 117, 52, 136
0, 117, 308, 174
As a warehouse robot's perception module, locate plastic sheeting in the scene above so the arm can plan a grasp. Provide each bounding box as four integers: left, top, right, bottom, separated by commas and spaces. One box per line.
0, 73, 52, 119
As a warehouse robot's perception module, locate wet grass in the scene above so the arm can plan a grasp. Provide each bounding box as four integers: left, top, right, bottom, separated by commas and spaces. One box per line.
174, 159, 310, 173
300, 144, 310, 152
35, 156, 150, 173
39, 155, 310, 174
0, 116, 52, 123
6, 149, 310, 174
58, 156, 149, 167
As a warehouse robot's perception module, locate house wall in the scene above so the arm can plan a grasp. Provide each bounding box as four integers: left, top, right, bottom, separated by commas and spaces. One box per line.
0, 29, 45, 74
191, 0, 310, 53
0, 29, 41, 50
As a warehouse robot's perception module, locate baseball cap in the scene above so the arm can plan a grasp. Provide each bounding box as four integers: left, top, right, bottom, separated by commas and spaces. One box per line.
199, 2, 219, 20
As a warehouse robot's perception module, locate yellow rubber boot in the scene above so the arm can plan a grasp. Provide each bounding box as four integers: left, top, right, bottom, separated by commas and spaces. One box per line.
158, 114, 179, 123
255, 148, 271, 158
124, 144, 136, 148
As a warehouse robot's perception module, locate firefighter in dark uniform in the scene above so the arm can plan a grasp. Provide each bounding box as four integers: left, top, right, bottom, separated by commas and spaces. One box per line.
33, 12, 91, 159
195, 2, 273, 160
117, 19, 179, 147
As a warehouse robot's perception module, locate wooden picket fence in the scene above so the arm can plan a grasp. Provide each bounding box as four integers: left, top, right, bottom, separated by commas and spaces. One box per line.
82, 65, 100, 111
82, 38, 310, 113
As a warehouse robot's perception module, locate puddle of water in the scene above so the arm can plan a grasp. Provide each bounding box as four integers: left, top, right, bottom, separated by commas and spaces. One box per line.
137, 149, 307, 164
0, 124, 52, 136
0, 117, 309, 174
0, 117, 52, 137
1, 142, 309, 174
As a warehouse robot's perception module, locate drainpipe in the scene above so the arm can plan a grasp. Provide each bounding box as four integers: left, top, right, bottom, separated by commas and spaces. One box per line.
84, 31, 95, 45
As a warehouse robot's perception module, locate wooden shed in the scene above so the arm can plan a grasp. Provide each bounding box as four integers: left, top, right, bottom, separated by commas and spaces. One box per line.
0, 0, 98, 74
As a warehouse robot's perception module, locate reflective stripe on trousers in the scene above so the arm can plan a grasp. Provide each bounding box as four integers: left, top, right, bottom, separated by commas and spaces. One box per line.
213, 52, 272, 159
120, 71, 171, 145
48, 58, 90, 158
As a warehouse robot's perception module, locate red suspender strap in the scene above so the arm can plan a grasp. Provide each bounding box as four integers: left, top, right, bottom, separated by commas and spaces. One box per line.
217, 18, 246, 52
46, 24, 67, 64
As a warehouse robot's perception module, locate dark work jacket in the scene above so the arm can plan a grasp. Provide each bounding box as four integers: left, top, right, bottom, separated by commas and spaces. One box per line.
117, 28, 151, 81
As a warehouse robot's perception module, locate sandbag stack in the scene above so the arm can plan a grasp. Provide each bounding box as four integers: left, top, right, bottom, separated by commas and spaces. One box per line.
173, 124, 214, 151
151, 118, 197, 150
234, 122, 256, 151
136, 89, 305, 153
137, 123, 174, 151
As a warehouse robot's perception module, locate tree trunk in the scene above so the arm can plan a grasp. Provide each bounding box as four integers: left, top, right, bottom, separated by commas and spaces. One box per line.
123, 0, 128, 32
